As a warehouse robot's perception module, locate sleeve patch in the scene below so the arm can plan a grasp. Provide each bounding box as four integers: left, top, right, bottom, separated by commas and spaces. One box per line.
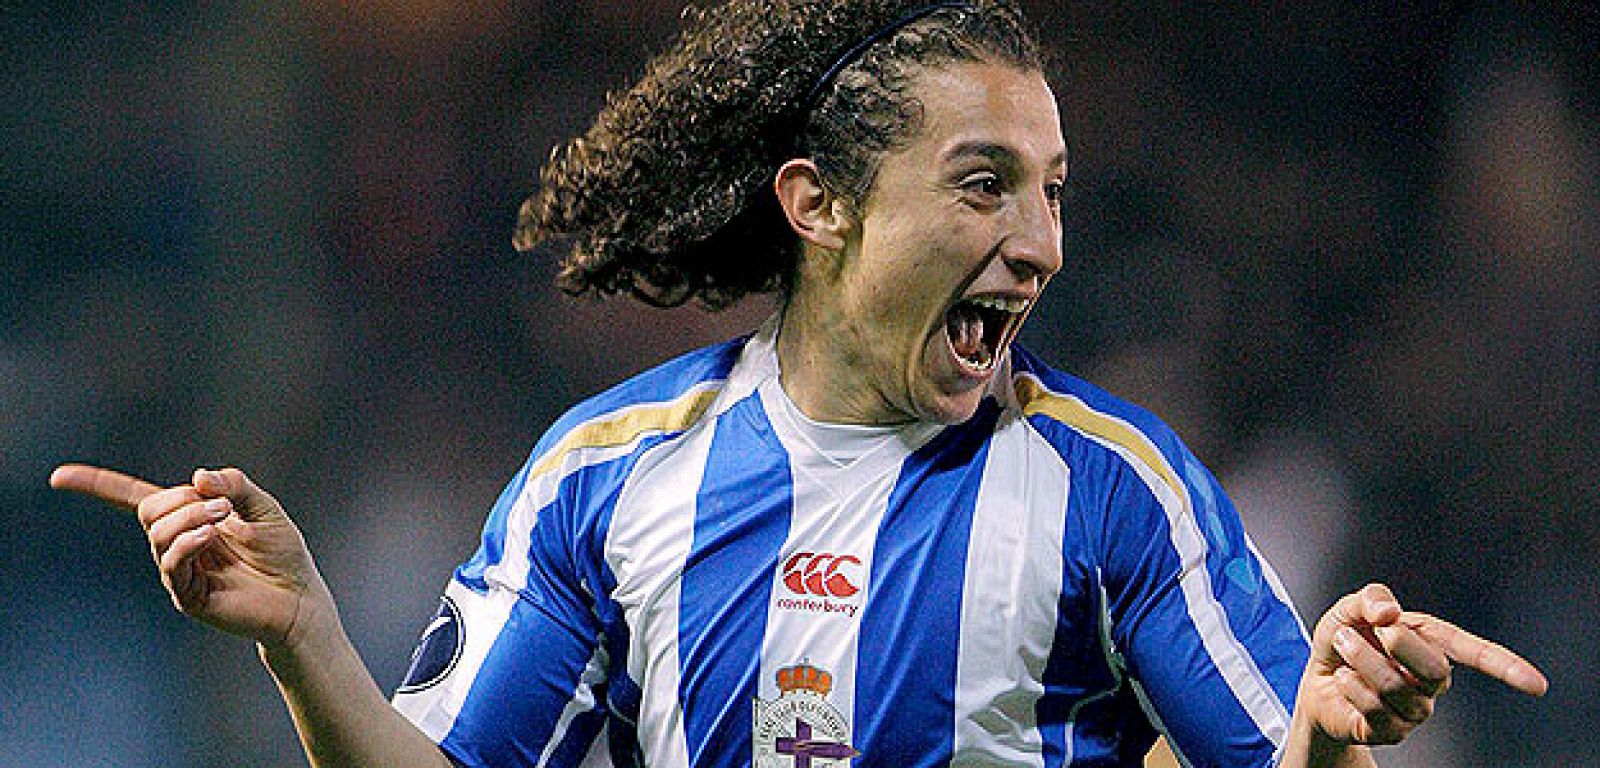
399, 595, 466, 694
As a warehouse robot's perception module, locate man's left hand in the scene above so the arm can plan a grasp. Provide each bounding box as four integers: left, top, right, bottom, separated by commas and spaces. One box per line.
1299, 583, 1547, 748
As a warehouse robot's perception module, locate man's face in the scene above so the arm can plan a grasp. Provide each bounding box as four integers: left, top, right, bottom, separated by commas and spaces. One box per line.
813, 61, 1065, 424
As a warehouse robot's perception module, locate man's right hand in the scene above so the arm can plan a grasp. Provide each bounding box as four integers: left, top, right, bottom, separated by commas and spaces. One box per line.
52, 463, 451, 767
50, 464, 333, 651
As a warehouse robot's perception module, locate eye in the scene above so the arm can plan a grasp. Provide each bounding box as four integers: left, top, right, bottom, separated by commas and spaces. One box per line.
1044, 180, 1064, 207
959, 171, 1004, 202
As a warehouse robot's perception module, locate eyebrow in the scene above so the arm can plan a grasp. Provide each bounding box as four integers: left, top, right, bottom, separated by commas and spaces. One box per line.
942, 140, 1067, 172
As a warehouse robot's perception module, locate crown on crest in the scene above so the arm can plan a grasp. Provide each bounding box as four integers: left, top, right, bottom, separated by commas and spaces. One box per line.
776, 663, 832, 696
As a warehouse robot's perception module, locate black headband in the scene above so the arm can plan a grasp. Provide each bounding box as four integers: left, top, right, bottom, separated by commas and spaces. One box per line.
801, 1, 977, 112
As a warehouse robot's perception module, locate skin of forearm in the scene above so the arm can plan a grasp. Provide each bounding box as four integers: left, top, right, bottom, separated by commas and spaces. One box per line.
1278, 707, 1377, 768
258, 591, 452, 768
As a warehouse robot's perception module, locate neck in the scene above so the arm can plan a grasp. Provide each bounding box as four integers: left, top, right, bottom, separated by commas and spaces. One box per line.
775, 290, 911, 427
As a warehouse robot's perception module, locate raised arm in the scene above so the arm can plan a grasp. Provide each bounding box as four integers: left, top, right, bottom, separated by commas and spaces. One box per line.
50, 463, 452, 768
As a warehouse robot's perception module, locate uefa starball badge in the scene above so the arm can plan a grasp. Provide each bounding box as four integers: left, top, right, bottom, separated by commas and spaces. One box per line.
752, 663, 859, 767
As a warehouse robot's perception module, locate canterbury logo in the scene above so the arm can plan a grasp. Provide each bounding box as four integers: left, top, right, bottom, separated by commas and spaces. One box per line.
781, 552, 861, 598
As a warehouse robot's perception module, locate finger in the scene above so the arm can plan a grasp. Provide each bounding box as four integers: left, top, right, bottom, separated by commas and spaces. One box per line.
1330, 695, 1378, 746
1325, 590, 1364, 628
1318, 678, 1382, 742
148, 498, 232, 558
1376, 620, 1452, 696
1333, 667, 1415, 744
134, 485, 203, 531
1404, 613, 1549, 696
1333, 626, 1432, 722
1358, 583, 1402, 626
1334, 666, 1385, 720
161, 524, 216, 612
193, 467, 277, 522
49, 464, 161, 512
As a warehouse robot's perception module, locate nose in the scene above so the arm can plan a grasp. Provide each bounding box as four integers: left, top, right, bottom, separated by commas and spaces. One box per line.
1000, 189, 1063, 282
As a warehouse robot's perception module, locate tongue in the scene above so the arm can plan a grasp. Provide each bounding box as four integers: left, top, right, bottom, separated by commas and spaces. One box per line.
947, 304, 987, 363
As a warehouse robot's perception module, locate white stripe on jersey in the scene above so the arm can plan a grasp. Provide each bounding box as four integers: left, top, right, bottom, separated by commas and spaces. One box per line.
1016, 373, 1292, 752
755, 377, 920, 731
575, 722, 615, 767
951, 408, 1071, 765
604, 417, 721, 767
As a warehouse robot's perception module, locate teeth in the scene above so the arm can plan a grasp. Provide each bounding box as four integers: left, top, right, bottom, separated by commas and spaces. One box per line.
966, 296, 1029, 313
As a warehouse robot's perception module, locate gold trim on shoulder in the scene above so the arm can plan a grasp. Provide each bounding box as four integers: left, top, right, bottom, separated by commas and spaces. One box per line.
528, 386, 722, 481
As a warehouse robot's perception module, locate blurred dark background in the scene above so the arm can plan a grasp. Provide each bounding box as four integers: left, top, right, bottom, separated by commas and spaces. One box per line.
3, 1, 1595, 765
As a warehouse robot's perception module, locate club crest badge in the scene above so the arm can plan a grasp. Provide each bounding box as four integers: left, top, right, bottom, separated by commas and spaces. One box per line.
752, 663, 859, 767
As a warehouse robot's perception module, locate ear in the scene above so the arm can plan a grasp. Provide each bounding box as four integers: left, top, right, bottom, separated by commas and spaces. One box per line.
774, 159, 850, 251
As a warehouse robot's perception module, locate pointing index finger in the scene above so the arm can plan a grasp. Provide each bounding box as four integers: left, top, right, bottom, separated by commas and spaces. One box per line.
1403, 612, 1549, 696
49, 463, 160, 512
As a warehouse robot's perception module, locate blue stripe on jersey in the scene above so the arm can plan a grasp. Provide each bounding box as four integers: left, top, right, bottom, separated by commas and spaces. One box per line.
1109, 476, 1302, 767
545, 704, 609, 767
1036, 509, 1128, 765
533, 336, 746, 460
446, 440, 660, 765
1066, 686, 1158, 765
605, 662, 643, 737
679, 397, 794, 766
444, 595, 598, 765
851, 401, 998, 767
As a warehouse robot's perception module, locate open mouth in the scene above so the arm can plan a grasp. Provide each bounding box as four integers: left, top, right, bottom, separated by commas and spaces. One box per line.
945, 295, 1030, 373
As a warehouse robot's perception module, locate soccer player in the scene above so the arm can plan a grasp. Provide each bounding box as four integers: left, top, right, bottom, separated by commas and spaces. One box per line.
51, 2, 1547, 767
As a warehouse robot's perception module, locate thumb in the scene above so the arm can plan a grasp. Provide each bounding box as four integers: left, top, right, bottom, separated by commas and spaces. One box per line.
1354, 583, 1402, 627
192, 467, 283, 522
1323, 583, 1401, 632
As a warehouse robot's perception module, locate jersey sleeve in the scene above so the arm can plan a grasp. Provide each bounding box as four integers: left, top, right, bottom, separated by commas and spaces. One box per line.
1093, 432, 1310, 768
391, 451, 615, 767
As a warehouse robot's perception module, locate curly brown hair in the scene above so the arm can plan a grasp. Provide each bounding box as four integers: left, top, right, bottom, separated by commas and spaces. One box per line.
516, 0, 1043, 310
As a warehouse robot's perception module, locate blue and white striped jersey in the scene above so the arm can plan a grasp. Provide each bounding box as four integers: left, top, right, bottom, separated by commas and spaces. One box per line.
392, 319, 1310, 768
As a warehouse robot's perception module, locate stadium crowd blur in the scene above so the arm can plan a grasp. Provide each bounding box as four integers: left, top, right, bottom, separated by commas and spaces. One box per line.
3, 1, 1594, 765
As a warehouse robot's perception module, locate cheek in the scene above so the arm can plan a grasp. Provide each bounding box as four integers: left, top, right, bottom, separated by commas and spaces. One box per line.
869, 264, 944, 341
851, 219, 972, 344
